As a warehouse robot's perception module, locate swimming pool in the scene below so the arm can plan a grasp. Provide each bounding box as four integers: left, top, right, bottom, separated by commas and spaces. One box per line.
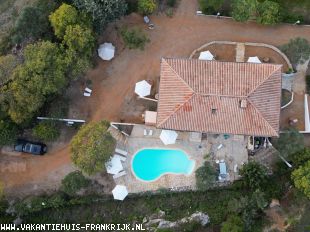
132, 148, 195, 182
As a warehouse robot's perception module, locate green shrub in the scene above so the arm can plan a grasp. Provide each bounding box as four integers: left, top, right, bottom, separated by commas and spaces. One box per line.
239, 162, 268, 191
292, 160, 310, 199
195, 161, 217, 190
221, 214, 244, 232
166, 8, 174, 18
167, 0, 177, 7
121, 27, 150, 50
280, 37, 310, 65
33, 121, 60, 142
256, 0, 281, 25
137, 0, 157, 15
199, 0, 224, 14
0, 119, 18, 146
61, 171, 90, 195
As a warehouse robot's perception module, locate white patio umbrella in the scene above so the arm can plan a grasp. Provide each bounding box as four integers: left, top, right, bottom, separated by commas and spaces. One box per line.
160, 130, 178, 145
112, 185, 128, 201
198, 50, 214, 60
135, 80, 151, 97
98, 43, 115, 60
105, 156, 123, 175
247, 56, 261, 63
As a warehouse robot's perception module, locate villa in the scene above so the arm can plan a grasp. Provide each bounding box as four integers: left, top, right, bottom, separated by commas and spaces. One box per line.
156, 58, 282, 137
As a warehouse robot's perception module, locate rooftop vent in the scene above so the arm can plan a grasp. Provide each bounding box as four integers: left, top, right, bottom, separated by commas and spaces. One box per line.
240, 100, 247, 108
211, 108, 217, 114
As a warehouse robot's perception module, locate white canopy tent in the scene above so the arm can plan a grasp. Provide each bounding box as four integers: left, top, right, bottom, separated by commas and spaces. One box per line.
160, 130, 178, 145
105, 156, 123, 175
198, 50, 214, 61
135, 80, 151, 97
112, 185, 128, 201
247, 56, 261, 63
98, 43, 115, 61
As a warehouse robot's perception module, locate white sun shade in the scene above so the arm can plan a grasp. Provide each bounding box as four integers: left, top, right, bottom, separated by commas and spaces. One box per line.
135, 80, 152, 97
112, 185, 128, 201
105, 155, 123, 175
98, 43, 115, 61
160, 130, 178, 145
198, 50, 214, 61
247, 56, 261, 63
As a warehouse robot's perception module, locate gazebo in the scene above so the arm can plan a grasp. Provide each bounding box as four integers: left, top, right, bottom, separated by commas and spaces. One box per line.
105, 156, 123, 175
198, 50, 214, 61
135, 80, 151, 97
160, 130, 178, 145
112, 185, 128, 201
98, 43, 115, 61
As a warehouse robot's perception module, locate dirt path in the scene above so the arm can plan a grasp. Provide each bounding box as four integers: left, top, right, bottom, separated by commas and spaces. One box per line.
2, 0, 310, 197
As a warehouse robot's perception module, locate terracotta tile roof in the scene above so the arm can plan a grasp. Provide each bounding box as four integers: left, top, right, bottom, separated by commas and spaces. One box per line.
157, 58, 282, 137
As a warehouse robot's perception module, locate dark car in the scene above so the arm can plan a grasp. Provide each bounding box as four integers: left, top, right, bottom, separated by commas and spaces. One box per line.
14, 139, 47, 155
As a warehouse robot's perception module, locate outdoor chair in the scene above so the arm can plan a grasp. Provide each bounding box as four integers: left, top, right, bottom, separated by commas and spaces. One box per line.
85, 87, 92, 93
113, 170, 126, 179
83, 92, 91, 97
114, 154, 126, 162
149, 130, 153, 136
115, 148, 128, 157
144, 129, 147, 136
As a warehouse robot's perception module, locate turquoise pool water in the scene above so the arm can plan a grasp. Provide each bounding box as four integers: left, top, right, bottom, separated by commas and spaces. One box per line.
132, 149, 195, 182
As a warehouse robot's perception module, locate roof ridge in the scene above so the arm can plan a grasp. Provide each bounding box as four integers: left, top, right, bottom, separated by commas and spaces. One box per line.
247, 65, 282, 97
157, 59, 195, 128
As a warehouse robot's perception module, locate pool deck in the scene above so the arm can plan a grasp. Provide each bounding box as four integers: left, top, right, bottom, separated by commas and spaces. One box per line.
113, 125, 248, 193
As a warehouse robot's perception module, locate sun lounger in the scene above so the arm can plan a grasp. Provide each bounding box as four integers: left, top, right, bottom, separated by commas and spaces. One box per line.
83, 92, 91, 97
85, 87, 92, 93
115, 148, 128, 157
144, 129, 147, 136
114, 154, 126, 162
149, 130, 153, 136
144, 16, 150, 24
113, 170, 126, 179
219, 161, 227, 179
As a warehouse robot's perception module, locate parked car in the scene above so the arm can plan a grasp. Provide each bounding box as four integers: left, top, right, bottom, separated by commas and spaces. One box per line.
14, 139, 47, 155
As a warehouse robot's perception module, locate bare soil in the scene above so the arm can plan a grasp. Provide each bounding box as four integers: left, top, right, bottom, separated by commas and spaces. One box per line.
2, 0, 310, 198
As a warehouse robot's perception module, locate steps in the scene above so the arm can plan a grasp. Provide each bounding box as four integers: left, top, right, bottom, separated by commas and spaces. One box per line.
108, 126, 127, 145
236, 43, 245, 62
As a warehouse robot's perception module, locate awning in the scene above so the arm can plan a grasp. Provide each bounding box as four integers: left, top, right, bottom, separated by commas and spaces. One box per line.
135, 80, 151, 97
160, 130, 178, 145
98, 43, 115, 61
105, 155, 123, 175
247, 56, 261, 63
112, 185, 128, 201
198, 50, 214, 61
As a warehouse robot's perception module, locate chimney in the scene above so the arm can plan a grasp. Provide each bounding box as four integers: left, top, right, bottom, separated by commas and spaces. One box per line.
240, 100, 247, 108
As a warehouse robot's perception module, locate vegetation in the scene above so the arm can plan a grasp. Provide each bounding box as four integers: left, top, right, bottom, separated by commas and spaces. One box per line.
306, 75, 310, 95
292, 160, 310, 199
138, 0, 157, 15
32, 121, 60, 142
273, 128, 304, 159
199, 0, 224, 14
0, 119, 18, 146
195, 161, 218, 190
0, 54, 19, 86
289, 148, 310, 167
121, 27, 150, 50
231, 0, 257, 22
280, 38, 310, 65
257, 0, 281, 25
72, 0, 127, 32
61, 171, 90, 195
239, 162, 268, 191
221, 214, 244, 232
70, 120, 116, 175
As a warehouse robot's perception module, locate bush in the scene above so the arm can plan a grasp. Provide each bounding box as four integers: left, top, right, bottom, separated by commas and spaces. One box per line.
239, 162, 268, 191
32, 121, 60, 142
289, 148, 310, 167
61, 171, 90, 195
199, 0, 224, 14
167, 0, 177, 7
280, 38, 310, 66
195, 161, 217, 190
231, 0, 257, 22
0, 119, 18, 146
121, 27, 150, 50
138, 0, 157, 15
70, 120, 116, 175
292, 160, 310, 199
256, 0, 280, 25
221, 214, 244, 232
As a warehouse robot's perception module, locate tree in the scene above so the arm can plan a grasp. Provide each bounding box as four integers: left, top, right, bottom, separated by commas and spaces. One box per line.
49, 4, 81, 39
232, 0, 257, 22
121, 27, 150, 50
61, 171, 90, 195
33, 121, 60, 142
70, 120, 116, 175
289, 148, 310, 167
292, 160, 310, 199
138, 0, 157, 15
195, 161, 218, 190
257, 0, 280, 25
199, 0, 224, 14
239, 162, 268, 191
4, 41, 67, 124
280, 38, 310, 65
0, 55, 19, 86
273, 128, 304, 159
221, 215, 244, 232
72, 0, 127, 32
0, 119, 18, 146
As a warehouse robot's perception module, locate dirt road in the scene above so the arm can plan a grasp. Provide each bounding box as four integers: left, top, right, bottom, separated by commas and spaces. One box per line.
2, 0, 310, 197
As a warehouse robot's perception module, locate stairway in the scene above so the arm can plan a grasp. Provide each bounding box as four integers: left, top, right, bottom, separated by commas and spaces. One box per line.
108, 126, 127, 145
236, 43, 245, 62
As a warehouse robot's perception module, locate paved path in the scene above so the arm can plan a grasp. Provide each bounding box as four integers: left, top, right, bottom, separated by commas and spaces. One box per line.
2, 0, 310, 197
236, 43, 245, 62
